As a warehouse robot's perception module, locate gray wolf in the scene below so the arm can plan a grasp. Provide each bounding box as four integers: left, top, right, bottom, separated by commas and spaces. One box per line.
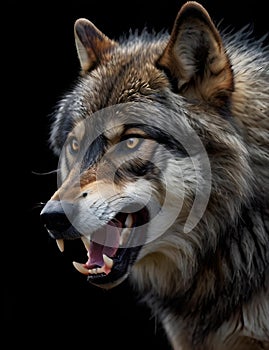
40, 2, 269, 349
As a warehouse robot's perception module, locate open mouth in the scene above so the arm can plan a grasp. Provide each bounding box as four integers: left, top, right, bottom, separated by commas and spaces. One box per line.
56, 207, 149, 286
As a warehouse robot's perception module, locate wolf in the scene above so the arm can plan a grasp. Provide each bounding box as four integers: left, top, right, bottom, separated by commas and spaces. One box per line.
40, 1, 269, 349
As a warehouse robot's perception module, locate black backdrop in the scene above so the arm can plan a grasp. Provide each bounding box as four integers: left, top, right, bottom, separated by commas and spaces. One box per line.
6, 1, 267, 348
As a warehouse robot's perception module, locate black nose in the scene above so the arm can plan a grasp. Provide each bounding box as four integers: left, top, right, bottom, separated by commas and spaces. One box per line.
40, 200, 73, 235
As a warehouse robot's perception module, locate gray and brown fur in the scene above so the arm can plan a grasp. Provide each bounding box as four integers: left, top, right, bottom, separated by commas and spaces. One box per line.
41, 2, 269, 349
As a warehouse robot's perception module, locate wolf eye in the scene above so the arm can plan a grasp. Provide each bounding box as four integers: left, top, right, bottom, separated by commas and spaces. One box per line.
68, 137, 80, 153
125, 137, 140, 150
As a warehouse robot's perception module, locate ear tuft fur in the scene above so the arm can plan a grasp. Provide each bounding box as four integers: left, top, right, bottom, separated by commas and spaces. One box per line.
74, 18, 117, 72
157, 1, 234, 109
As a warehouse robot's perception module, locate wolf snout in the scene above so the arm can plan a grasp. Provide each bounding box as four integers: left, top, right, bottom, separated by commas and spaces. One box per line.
40, 200, 74, 238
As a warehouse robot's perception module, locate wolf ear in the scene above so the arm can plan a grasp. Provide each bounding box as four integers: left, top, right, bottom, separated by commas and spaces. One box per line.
157, 1, 233, 109
74, 18, 117, 72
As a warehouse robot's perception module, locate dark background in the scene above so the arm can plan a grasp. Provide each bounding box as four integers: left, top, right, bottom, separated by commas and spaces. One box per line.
6, 1, 267, 348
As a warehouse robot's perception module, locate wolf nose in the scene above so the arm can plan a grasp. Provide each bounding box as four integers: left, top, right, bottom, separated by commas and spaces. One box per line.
40, 200, 73, 233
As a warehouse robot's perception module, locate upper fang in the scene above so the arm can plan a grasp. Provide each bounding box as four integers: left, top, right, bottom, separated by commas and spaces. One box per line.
125, 214, 133, 228
56, 239, 64, 252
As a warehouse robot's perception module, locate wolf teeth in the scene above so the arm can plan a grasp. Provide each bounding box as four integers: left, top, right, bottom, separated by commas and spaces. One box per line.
102, 254, 113, 269
72, 261, 89, 275
56, 239, 64, 252
119, 214, 133, 246
119, 227, 132, 246
72, 254, 114, 276
81, 236, 91, 250
125, 214, 133, 228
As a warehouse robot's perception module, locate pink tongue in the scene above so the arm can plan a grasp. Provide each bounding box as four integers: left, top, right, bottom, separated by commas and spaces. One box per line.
85, 223, 121, 268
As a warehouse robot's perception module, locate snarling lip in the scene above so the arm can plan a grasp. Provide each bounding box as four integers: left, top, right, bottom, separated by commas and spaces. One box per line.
55, 208, 149, 286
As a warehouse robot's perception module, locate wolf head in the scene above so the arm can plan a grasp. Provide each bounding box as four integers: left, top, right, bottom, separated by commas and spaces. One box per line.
41, 2, 255, 292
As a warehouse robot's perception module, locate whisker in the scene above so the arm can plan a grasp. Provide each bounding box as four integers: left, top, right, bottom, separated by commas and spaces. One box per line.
31, 169, 59, 176
31, 202, 46, 210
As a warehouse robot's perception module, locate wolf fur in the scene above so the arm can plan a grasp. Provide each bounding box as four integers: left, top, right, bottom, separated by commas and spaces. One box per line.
41, 2, 269, 349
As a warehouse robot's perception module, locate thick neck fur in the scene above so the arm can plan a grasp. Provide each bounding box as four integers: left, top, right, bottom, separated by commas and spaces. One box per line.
131, 199, 269, 348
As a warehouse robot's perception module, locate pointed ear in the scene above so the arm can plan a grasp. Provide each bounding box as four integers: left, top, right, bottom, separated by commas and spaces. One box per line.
74, 18, 117, 72
157, 1, 233, 109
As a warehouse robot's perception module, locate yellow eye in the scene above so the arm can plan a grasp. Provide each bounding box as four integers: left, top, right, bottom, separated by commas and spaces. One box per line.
125, 137, 140, 149
69, 137, 79, 153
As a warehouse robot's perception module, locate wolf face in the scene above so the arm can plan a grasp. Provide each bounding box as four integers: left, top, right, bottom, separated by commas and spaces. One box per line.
41, 2, 269, 349
42, 99, 213, 288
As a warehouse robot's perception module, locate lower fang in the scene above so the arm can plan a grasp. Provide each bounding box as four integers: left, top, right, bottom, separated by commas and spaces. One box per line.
73, 261, 89, 275
103, 254, 113, 269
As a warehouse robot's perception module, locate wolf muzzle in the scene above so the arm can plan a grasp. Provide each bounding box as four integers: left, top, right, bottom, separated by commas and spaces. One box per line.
40, 200, 76, 239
